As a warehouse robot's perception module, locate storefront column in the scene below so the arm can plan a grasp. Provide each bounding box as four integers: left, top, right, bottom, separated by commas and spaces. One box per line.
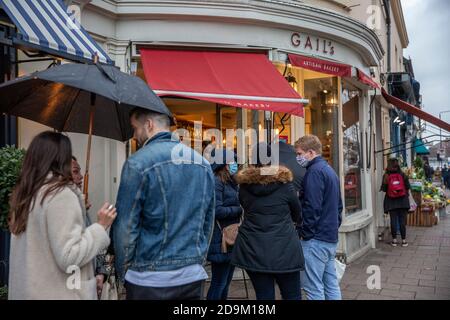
338, 88, 376, 262
291, 116, 304, 145
362, 91, 376, 250
236, 108, 247, 165
106, 45, 128, 208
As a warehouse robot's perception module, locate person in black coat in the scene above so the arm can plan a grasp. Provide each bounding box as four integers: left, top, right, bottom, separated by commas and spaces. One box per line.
231, 164, 304, 300
206, 149, 242, 300
380, 158, 411, 247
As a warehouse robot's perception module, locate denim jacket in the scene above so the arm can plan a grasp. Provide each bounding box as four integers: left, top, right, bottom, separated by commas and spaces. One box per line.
112, 132, 215, 281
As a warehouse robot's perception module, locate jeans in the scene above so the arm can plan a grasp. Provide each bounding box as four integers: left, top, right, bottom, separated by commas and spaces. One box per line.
207, 262, 235, 300
389, 209, 407, 240
246, 270, 301, 300
125, 280, 204, 300
300, 239, 341, 300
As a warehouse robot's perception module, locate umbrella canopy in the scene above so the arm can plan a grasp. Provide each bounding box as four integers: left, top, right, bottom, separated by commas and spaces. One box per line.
0, 63, 173, 141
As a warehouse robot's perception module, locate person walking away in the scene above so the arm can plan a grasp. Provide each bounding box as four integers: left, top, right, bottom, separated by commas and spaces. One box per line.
441, 165, 449, 189
231, 143, 304, 300
295, 135, 343, 301
206, 149, 242, 300
380, 158, 411, 247
112, 108, 215, 300
424, 159, 433, 182
8, 131, 116, 300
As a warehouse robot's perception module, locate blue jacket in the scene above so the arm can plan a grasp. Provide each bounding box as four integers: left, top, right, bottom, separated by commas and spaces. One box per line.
207, 176, 242, 264
112, 132, 215, 281
299, 156, 343, 243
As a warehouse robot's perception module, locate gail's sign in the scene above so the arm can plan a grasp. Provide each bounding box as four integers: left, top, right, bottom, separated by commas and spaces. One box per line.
291, 33, 335, 56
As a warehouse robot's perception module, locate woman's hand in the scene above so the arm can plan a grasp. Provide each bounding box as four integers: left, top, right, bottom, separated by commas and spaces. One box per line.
96, 274, 105, 297
97, 203, 117, 230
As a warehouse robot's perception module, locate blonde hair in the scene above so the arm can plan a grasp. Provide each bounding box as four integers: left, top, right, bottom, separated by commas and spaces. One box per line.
295, 135, 322, 155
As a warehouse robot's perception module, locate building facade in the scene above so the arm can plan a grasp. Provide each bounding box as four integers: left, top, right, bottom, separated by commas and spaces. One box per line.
3, 0, 416, 263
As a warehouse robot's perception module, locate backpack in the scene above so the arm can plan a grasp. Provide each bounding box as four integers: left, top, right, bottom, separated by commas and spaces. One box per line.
387, 173, 407, 198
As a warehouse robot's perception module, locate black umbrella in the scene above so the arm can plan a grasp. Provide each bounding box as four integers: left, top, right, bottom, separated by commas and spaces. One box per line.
0, 61, 173, 201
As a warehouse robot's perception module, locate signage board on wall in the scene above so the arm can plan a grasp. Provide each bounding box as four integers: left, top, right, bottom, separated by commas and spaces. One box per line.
291, 33, 335, 56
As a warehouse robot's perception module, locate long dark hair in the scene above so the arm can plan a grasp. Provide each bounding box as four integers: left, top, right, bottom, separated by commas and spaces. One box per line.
216, 165, 232, 184
386, 158, 400, 173
9, 131, 73, 235
383, 158, 402, 184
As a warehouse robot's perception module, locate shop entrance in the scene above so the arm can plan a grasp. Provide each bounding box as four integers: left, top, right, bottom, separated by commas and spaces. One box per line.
274, 62, 340, 172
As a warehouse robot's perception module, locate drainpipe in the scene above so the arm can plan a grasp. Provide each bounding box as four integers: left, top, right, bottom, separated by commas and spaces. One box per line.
383, 0, 392, 73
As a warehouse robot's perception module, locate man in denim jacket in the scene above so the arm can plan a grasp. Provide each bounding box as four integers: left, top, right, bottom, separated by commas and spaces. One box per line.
113, 108, 215, 300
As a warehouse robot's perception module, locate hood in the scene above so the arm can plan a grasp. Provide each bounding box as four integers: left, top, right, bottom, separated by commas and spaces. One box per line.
235, 166, 293, 196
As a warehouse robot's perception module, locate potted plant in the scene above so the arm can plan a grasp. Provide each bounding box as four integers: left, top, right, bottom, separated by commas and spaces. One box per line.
0, 285, 7, 300
0, 146, 25, 288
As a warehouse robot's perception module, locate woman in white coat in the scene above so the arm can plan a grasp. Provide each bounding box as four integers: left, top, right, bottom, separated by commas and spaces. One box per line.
8, 131, 117, 300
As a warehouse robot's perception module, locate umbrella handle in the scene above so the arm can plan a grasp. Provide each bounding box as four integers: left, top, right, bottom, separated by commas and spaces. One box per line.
83, 172, 90, 205
84, 98, 95, 206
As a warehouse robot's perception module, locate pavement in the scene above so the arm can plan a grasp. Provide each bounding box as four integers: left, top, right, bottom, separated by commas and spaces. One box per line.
340, 206, 450, 300
209, 205, 450, 300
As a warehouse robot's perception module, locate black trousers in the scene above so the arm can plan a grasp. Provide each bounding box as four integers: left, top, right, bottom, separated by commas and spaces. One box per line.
389, 209, 408, 240
246, 270, 301, 300
125, 280, 204, 300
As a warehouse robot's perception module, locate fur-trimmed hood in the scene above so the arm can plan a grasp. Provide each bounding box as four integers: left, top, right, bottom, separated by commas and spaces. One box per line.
235, 166, 294, 196
235, 166, 293, 185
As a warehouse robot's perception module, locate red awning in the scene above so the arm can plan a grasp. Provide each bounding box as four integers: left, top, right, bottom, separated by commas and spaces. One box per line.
381, 88, 450, 132
141, 49, 305, 116
357, 69, 380, 89
288, 54, 352, 78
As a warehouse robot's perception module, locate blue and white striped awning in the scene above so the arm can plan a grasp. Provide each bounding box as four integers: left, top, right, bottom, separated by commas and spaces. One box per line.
0, 0, 113, 64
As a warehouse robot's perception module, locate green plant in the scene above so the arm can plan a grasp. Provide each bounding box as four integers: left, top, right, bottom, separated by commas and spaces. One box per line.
0, 146, 26, 230
414, 157, 424, 170
0, 286, 7, 300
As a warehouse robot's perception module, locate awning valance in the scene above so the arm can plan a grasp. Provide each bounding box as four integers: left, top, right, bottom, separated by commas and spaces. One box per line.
288, 54, 382, 90
288, 54, 353, 78
357, 69, 380, 89
381, 88, 450, 132
0, 0, 113, 64
141, 49, 306, 116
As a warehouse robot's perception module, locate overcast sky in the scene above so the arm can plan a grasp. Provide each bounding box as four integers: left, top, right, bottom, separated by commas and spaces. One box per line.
401, 0, 450, 129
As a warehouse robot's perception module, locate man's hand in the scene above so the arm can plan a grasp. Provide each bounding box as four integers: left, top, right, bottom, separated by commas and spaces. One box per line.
96, 274, 105, 298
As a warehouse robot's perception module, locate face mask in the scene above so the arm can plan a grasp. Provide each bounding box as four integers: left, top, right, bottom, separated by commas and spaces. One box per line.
228, 163, 239, 175
296, 155, 310, 168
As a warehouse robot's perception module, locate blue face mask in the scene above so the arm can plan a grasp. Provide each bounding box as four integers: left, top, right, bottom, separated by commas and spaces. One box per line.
228, 163, 239, 175
296, 155, 310, 168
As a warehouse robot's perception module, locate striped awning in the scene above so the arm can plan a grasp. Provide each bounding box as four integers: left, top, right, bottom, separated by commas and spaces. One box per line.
0, 0, 113, 64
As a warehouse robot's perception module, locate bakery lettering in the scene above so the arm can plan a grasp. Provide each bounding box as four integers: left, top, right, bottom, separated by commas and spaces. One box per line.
291, 33, 335, 56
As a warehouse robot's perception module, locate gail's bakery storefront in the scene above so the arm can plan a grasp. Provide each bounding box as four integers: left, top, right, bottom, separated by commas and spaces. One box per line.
78, 0, 385, 262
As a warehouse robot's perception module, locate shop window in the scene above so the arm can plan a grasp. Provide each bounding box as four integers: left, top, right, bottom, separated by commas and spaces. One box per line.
274, 112, 292, 144
304, 77, 339, 173
342, 88, 363, 215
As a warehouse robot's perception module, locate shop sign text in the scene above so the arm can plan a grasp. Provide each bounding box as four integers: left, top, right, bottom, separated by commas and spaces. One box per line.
291, 33, 335, 56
